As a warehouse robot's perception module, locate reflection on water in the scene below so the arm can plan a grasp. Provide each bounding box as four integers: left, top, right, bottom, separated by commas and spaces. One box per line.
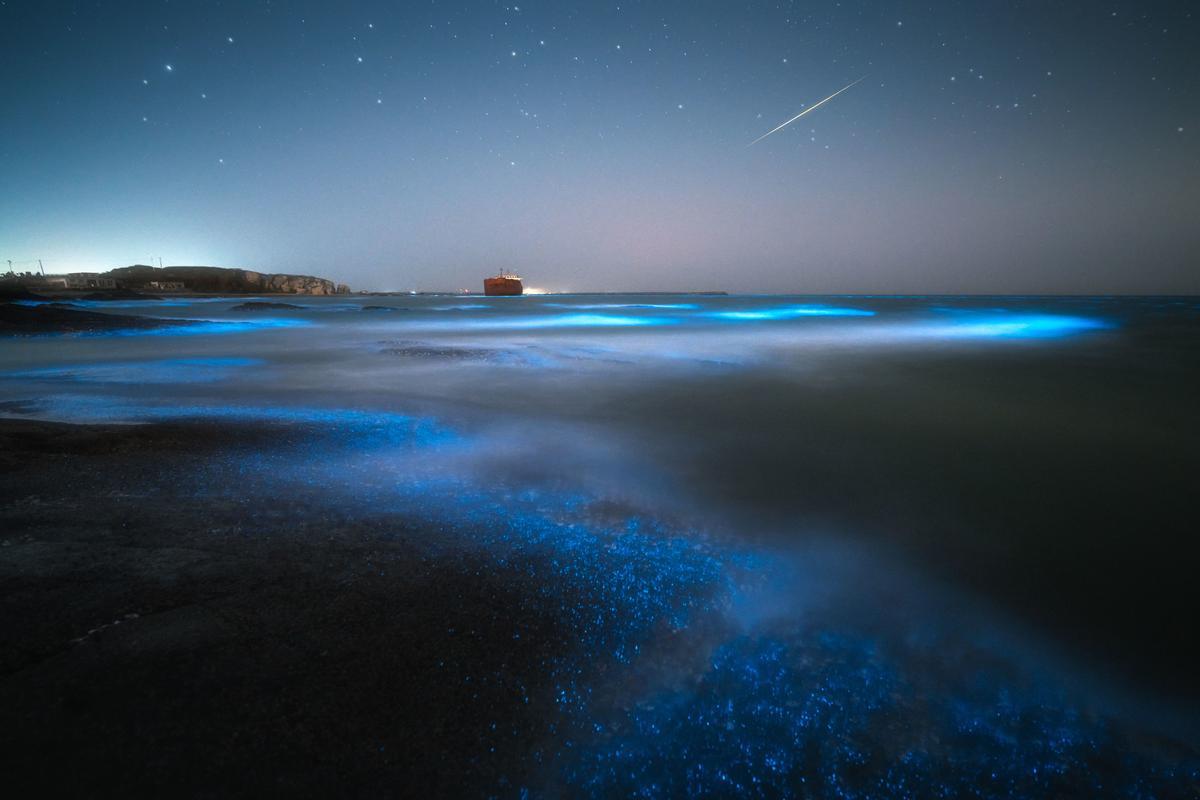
2, 294, 1198, 794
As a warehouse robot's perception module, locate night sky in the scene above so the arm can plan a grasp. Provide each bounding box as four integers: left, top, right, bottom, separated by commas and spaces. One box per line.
1, 1, 1196, 293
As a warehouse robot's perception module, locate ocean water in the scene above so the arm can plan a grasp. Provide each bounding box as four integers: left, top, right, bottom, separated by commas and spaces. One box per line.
3, 294, 1198, 795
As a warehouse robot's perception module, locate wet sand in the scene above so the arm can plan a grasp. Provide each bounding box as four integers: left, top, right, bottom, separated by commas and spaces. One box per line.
0, 419, 568, 796
3, 416, 1198, 798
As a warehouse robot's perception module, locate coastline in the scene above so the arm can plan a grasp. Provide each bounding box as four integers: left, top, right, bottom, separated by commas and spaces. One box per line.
3, 293, 1199, 796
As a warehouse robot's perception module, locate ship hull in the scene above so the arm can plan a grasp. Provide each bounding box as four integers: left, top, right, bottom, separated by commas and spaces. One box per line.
484, 277, 523, 296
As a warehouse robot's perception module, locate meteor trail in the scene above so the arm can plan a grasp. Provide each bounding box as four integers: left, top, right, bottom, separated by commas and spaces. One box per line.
748, 76, 866, 146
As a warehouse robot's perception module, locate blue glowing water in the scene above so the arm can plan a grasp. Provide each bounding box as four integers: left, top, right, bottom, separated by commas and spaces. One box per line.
2, 293, 1196, 795
5, 293, 1121, 341
5, 357, 263, 383
709, 304, 876, 321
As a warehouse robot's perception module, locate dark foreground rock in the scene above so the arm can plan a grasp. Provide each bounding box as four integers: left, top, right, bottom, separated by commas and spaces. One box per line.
2, 416, 1198, 798
381, 340, 497, 359
230, 301, 304, 311
0, 419, 566, 798
0, 303, 189, 335
0, 286, 50, 302
362, 305, 407, 312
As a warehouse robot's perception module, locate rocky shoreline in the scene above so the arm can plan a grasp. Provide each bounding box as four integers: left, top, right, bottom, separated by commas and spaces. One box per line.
0, 303, 191, 335
0, 418, 563, 797
3, 264, 350, 297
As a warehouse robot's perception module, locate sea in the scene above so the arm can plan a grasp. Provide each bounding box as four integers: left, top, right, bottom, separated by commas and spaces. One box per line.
2, 293, 1198, 795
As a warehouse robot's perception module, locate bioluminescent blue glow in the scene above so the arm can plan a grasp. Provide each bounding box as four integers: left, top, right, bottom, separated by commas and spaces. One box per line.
172, 412, 1199, 798
23, 396, 452, 449
434, 313, 672, 330
2, 295, 1194, 797
3, 357, 262, 384
13, 298, 198, 308
288, 303, 366, 312
929, 313, 1112, 339
102, 318, 313, 337
547, 303, 702, 310
710, 305, 876, 321
558, 624, 1200, 798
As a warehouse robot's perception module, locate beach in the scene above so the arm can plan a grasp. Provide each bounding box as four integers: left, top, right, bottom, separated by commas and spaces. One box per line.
2, 294, 1198, 796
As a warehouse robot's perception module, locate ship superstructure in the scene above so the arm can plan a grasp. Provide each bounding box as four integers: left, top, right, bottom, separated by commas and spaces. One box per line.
484, 271, 523, 296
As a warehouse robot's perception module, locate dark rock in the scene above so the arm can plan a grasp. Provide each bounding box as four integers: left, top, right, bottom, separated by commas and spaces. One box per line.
381, 340, 498, 360
0, 286, 50, 302
0, 418, 566, 797
362, 305, 406, 312
0, 303, 190, 335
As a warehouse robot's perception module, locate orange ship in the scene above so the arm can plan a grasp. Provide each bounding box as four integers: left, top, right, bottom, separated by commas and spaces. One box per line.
484, 271, 523, 296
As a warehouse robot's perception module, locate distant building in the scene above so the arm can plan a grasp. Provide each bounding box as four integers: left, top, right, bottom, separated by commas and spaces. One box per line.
147, 280, 185, 290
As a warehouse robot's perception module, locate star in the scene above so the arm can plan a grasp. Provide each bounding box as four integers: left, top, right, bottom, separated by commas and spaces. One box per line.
226, 36, 234, 44
356, 56, 363, 63
164, 64, 173, 72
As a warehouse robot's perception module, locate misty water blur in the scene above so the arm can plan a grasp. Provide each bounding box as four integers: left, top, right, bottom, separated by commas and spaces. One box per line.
3, 294, 1199, 786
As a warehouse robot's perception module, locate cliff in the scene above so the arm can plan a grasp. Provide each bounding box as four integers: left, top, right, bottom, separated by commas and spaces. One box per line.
107, 265, 348, 295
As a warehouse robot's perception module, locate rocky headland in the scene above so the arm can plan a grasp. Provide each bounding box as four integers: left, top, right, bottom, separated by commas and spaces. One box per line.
108, 265, 348, 295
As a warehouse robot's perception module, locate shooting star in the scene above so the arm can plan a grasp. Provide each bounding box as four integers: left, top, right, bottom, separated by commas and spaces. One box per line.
748, 76, 867, 146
